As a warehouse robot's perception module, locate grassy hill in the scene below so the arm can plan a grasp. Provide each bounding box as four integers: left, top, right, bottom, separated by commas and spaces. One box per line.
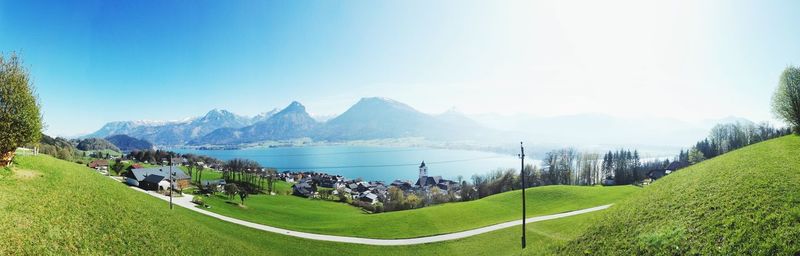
0, 153, 625, 255
560, 135, 800, 255
200, 184, 638, 238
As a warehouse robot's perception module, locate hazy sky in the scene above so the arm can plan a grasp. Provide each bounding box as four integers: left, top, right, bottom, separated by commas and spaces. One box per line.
1, 0, 799, 136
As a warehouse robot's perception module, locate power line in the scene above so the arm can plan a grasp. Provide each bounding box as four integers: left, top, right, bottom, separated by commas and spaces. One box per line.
235, 147, 437, 158
270, 155, 510, 170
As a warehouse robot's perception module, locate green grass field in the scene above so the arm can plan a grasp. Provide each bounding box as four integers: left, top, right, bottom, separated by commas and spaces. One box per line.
0, 154, 610, 255
193, 169, 293, 195
560, 135, 800, 255
199, 183, 639, 239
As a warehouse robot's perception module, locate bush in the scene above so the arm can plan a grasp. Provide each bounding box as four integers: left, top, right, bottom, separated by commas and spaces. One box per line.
191, 196, 204, 205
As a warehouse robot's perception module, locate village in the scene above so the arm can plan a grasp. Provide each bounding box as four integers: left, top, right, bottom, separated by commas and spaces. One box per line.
85, 154, 463, 213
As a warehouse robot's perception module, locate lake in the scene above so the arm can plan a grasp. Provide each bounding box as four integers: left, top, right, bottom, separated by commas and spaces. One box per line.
172, 146, 533, 182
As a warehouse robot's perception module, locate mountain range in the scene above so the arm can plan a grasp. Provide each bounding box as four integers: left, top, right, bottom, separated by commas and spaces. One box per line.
85, 97, 495, 146
85, 97, 749, 151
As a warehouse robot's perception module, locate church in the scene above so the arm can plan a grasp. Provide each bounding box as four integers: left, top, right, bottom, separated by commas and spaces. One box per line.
414, 161, 456, 191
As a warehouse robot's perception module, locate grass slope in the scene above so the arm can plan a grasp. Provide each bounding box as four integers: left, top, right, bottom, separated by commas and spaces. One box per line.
561, 135, 800, 255
0, 154, 607, 255
200, 183, 638, 239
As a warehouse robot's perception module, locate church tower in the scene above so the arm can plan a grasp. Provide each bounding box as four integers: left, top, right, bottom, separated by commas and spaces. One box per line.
419, 161, 428, 179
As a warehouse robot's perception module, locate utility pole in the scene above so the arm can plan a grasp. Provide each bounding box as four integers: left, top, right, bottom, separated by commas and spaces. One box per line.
169, 158, 173, 210
519, 141, 526, 249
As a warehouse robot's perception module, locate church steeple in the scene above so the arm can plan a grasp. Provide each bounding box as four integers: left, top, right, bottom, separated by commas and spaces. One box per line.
419, 161, 428, 179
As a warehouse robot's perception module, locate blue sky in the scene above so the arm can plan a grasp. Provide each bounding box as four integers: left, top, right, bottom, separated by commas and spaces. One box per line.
1, 0, 799, 136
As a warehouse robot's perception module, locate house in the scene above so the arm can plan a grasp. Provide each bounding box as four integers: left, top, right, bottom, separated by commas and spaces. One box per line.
647, 169, 671, 180
124, 166, 191, 190
292, 181, 314, 197
601, 177, 616, 186
390, 180, 413, 191
87, 160, 109, 170
666, 161, 688, 172
201, 179, 227, 192
140, 174, 170, 191
647, 161, 687, 181
358, 192, 379, 204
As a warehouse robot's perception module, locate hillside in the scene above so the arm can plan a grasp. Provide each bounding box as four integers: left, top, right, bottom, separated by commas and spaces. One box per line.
1, 154, 616, 255
105, 134, 155, 151
560, 135, 800, 255
75, 138, 120, 152
200, 184, 639, 238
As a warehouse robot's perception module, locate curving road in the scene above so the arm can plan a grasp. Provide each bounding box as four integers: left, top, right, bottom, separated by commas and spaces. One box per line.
121, 180, 611, 246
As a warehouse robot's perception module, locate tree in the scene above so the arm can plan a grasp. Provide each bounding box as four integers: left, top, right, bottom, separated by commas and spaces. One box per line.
772, 66, 800, 133
265, 168, 277, 194
224, 183, 239, 201
0, 53, 42, 166
386, 186, 406, 211
688, 147, 705, 165
111, 159, 125, 175
195, 164, 205, 186
238, 189, 249, 205
404, 194, 422, 209
185, 163, 195, 180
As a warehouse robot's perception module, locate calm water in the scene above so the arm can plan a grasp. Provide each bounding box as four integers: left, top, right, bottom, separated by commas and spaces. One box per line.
172, 146, 533, 182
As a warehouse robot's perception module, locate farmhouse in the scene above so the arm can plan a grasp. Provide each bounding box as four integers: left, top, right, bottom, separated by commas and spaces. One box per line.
292, 180, 314, 197
124, 166, 191, 191
201, 179, 227, 192
87, 160, 109, 170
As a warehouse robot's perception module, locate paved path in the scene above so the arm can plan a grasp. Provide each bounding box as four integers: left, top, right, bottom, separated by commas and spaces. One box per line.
117, 178, 611, 246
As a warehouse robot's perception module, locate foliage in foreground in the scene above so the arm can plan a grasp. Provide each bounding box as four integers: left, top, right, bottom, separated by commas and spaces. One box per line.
560, 135, 800, 255
772, 66, 800, 133
0, 52, 42, 166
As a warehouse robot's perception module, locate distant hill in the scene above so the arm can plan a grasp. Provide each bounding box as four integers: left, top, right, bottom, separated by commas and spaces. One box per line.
105, 134, 154, 152
560, 135, 800, 254
469, 113, 722, 148
75, 138, 120, 152
317, 97, 495, 142
317, 97, 432, 141
39, 134, 74, 149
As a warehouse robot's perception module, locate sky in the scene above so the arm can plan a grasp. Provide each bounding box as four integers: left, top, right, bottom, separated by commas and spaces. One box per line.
1, 0, 799, 136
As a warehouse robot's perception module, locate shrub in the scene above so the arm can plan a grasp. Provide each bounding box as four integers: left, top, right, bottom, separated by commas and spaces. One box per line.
191, 196, 204, 205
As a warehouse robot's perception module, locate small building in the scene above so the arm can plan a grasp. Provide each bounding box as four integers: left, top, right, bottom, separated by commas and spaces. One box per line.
87, 160, 109, 170
359, 192, 379, 204
292, 181, 314, 197
140, 174, 170, 191
124, 166, 191, 190
647, 169, 671, 180
201, 179, 227, 192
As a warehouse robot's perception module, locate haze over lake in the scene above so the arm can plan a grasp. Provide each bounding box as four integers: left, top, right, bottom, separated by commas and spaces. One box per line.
172, 146, 530, 182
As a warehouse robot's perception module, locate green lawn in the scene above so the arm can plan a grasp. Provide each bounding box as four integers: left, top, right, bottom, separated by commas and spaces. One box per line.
0, 154, 609, 255
194, 169, 293, 195
200, 182, 639, 239
560, 135, 800, 255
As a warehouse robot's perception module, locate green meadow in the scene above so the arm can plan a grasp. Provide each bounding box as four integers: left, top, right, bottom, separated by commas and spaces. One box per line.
0, 154, 607, 255
199, 183, 638, 238
561, 135, 800, 255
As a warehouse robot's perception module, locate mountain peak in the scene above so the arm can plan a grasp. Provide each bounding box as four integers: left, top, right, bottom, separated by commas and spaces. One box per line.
281, 101, 307, 113
353, 97, 415, 112
205, 108, 232, 117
